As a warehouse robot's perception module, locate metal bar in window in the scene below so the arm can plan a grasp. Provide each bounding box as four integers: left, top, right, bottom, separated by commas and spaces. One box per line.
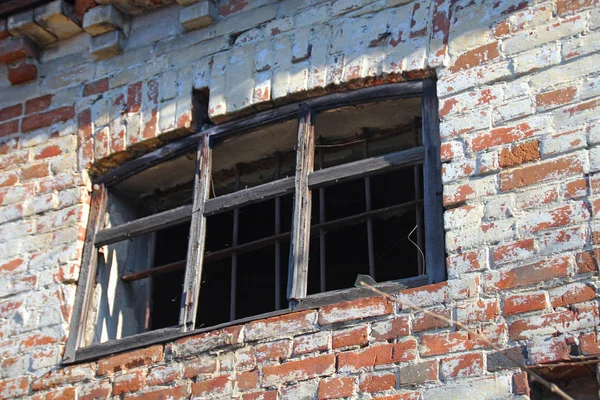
122, 260, 186, 282
275, 153, 282, 310
63, 183, 108, 363
413, 122, 424, 276
288, 104, 315, 301
230, 167, 241, 321
179, 135, 212, 331
363, 137, 376, 279
308, 146, 424, 189
318, 140, 326, 293
422, 80, 446, 284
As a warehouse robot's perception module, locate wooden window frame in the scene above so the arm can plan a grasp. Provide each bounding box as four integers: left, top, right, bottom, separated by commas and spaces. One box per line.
64, 80, 444, 364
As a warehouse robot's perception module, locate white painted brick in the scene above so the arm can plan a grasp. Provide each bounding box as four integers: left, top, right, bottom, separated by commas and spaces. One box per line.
439, 108, 491, 140
444, 204, 484, 230
530, 54, 600, 91
562, 31, 600, 61
438, 61, 512, 96
180, 0, 216, 31
484, 195, 514, 221
540, 129, 586, 158
83, 4, 127, 37
492, 97, 533, 124
513, 44, 561, 75
581, 74, 600, 101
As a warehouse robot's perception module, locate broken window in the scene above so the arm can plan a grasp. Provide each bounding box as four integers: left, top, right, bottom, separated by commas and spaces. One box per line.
66, 80, 444, 361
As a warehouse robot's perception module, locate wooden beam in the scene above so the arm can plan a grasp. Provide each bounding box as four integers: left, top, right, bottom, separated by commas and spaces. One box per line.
422, 79, 446, 284
94, 204, 192, 247
308, 146, 424, 189
287, 104, 315, 301
63, 184, 108, 363
95, 81, 423, 187
179, 135, 212, 331
121, 260, 186, 283
203, 176, 295, 216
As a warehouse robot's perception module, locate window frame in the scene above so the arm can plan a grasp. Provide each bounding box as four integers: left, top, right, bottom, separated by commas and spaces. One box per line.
64, 79, 444, 364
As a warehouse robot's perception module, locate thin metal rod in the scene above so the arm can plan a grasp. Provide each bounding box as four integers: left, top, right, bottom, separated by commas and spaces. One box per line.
275, 152, 282, 310
122, 260, 186, 282
413, 122, 424, 275
230, 166, 240, 321
318, 139, 326, 293
364, 135, 375, 279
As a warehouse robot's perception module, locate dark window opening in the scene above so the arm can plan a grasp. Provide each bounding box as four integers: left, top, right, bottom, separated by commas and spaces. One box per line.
530, 364, 599, 400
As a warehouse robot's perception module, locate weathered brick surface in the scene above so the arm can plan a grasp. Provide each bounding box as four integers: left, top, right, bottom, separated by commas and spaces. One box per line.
0, 1, 599, 399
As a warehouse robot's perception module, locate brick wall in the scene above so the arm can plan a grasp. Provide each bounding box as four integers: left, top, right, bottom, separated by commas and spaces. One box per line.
1, 0, 600, 398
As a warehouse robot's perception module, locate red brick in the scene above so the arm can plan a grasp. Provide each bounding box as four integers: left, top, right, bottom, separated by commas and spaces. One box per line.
255, 339, 291, 362
513, 372, 530, 395
319, 296, 394, 325
498, 140, 540, 168
262, 354, 335, 386
504, 292, 547, 316
0, 258, 25, 276
42, 386, 77, 400
0, 170, 17, 187
0, 138, 18, 155
420, 325, 503, 356
22, 106, 75, 132
449, 42, 500, 72
557, 0, 598, 15
493, 239, 535, 265
192, 375, 232, 397
482, 257, 570, 292
78, 379, 111, 400
509, 304, 598, 341
528, 336, 571, 364
536, 86, 577, 109
97, 345, 163, 376
145, 365, 180, 386
8, 61, 37, 86
74, 0, 98, 23
373, 393, 420, 400
21, 162, 49, 181
83, 78, 109, 97
549, 283, 596, 307
245, 310, 316, 341
580, 332, 600, 355
447, 249, 487, 276
123, 385, 188, 400
183, 356, 217, 378
470, 122, 539, 152
412, 308, 452, 332
0, 104, 22, 122
127, 81, 143, 113
371, 315, 410, 340
441, 353, 484, 379
243, 390, 277, 400
318, 377, 355, 400
237, 370, 259, 391
34, 145, 62, 160
219, 0, 249, 16
0, 36, 39, 64
360, 373, 396, 393
337, 340, 417, 372
0, 120, 19, 138
332, 325, 368, 349
456, 299, 499, 324
520, 202, 590, 233
0, 376, 31, 398
113, 370, 145, 395
25, 95, 53, 115
33, 364, 95, 391
564, 178, 588, 199
576, 251, 598, 274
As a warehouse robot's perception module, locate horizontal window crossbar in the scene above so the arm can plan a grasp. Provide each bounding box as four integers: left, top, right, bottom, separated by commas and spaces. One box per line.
95, 204, 192, 247
308, 146, 424, 189
121, 259, 186, 282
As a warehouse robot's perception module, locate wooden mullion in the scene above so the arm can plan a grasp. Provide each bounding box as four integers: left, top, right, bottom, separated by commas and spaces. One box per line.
63, 184, 108, 363
179, 135, 212, 331
95, 204, 193, 247
422, 79, 446, 284
308, 146, 424, 189
287, 104, 315, 301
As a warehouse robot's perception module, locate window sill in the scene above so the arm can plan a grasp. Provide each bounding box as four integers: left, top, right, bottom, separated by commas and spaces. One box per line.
66, 274, 428, 365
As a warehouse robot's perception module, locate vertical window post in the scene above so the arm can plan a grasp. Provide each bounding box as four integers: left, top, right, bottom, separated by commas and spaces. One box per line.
180, 134, 212, 331
287, 104, 315, 301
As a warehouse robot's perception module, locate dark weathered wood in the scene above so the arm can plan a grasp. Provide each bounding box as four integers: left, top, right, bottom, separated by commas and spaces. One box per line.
180, 135, 212, 331
95, 204, 192, 246
288, 104, 315, 301
294, 275, 428, 311
122, 260, 186, 283
96, 82, 423, 187
63, 184, 108, 363
422, 80, 446, 284
72, 327, 181, 364
230, 168, 241, 321
308, 146, 424, 189
203, 176, 295, 216
0, 0, 48, 17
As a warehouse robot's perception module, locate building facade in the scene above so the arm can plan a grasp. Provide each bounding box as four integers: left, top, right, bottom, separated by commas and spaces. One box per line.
0, 0, 599, 398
